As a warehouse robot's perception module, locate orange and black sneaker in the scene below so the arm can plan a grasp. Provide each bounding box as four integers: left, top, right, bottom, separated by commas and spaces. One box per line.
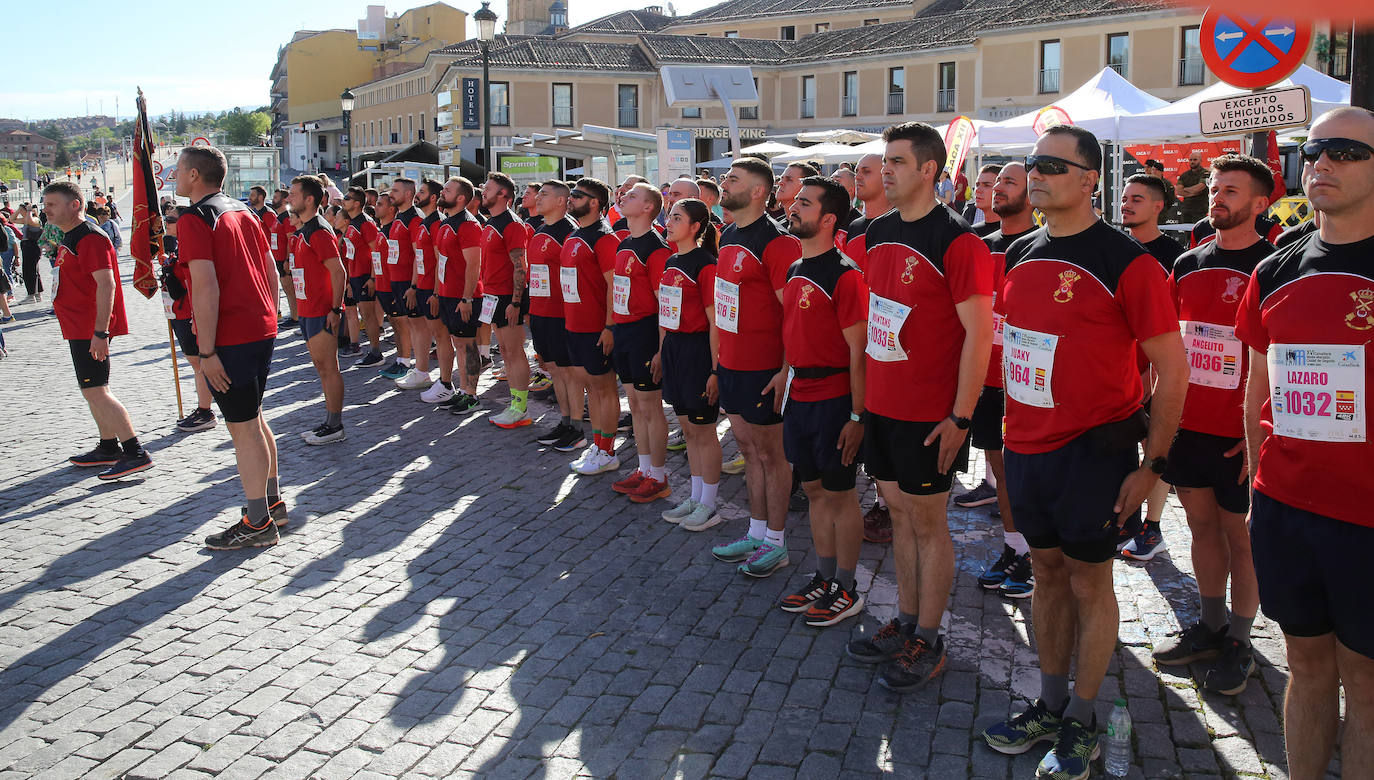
243, 500, 290, 527
69, 443, 121, 467
879, 634, 947, 693
779, 573, 829, 613
612, 470, 648, 495
846, 618, 907, 664
627, 477, 670, 504
804, 580, 865, 627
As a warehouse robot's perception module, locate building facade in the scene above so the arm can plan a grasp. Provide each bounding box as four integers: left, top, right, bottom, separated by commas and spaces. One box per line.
0, 131, 58, 166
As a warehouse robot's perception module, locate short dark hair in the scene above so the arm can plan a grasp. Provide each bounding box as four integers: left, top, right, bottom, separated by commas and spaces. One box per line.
180, 146, 227, 187
1042, 125, 1102, 171
42, 180, 82, 204
1124, 173, 1167, 202
799, 176, 851, 233
978, 163, 1003, 176
882, 122, 946, 171
249, 185, 267, 199
785, 162, 820, 178
292, 175, 325, 210
364, 187, 379, 198
346, 186, 367, 203
392, 177, 416, 193
541, 179, 570, 196
420, 177, 443, 200
485, 172, 516, 201
696, 178, 720, 197
1210, 153, 1276, 197
730, 157, 775, 190
447, 176, 476, 204
575, 177, 611, 214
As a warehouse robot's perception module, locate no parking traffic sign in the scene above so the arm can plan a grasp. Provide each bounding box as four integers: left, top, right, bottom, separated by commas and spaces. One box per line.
1200, 8, 1312, 89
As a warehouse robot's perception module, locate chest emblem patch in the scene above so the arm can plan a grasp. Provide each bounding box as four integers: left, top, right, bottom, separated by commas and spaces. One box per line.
1053, 269, 1081, 303
900, 256, 919, 285
798, 283, 815, 309
1346, 288, 1374, 331
1221, 276, 1243, 303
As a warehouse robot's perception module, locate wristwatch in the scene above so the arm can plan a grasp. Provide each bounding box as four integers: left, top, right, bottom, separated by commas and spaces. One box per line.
331, 306, 343, 315
1147, 456, 1168, 475
849, 411, 865, 424
93, 330, 109, 340
948, 414, 972, 430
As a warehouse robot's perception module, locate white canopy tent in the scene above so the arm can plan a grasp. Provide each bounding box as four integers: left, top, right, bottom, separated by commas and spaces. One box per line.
770, 142, 862, 165
739, 141, 804, 157
1117, 65, 1352, 142
978, 67, 1170, 149
793, 129, 881, 145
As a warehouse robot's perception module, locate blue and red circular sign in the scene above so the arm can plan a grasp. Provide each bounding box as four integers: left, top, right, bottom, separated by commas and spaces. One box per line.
1200, 9, 1312, 89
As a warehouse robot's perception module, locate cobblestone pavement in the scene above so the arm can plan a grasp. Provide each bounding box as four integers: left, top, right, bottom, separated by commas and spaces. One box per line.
0, 259, 1319, 779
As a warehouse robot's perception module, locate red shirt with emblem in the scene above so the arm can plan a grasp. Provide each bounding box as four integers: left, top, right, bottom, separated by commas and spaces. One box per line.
715, 215, 803, 371
783, 248, 868, 402
253, 206, 278, 236
1235, 234, 1374, 527
998, 220, 1177, 453
177, 193, 277, 346
270, 210, 292, 263
373, 220, 392, 293
480, 209, 528, 296
843, 215, 870, 274
560, 220, 619, 333
528, 216, 576, 317
614, 230, 671, 324
289, 215, 341, 318
385, 208, 418, 284
434, 211, 484, 299
344, 214, 380, 279
983, 227, 1039, 389
659, 247, 716, 334
1170, 238, 1273, 438
412, 210, 442, 290
864, 206, 993, 422
54, 222, 129, 340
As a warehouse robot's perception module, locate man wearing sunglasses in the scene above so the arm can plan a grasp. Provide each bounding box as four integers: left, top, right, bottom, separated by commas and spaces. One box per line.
981, 125, 1187, 779
1236, 107, 1374, 779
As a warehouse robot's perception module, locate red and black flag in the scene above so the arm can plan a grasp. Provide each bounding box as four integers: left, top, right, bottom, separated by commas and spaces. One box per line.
130, 88, 164, 300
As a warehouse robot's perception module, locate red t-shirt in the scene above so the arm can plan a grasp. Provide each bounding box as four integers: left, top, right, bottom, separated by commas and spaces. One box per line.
983, 227, 1039, 389
435, 211, 484, 299
614, 230, 671, 324
715, 216, 803, 371
864, 206, 993, 422
480, 209, 528, 296
1235, 234, 1374, 527
253, 206, 278, 236
560, 220, 619, 333
372, 220, 392, 293
999, 220, 1178, 454
611, 216, 630, 242
783, 249, 867, 402
177, 193, 278, 346
289, 215, 341, 318
1191, 214, 1284, 249
269, 210, 292, 263
53, 222, 129, 340
843, 215, 870, 274
659, 247, 716, 334
412, 210, 441, 291
1170, 238, 1273, 438
167, 255, 193, 320
344, 214, 380, 279
385, 208, 418, 283
528, 215, 576, 317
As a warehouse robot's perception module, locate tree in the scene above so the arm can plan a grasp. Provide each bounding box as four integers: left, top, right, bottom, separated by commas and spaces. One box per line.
221, 109, 272, 146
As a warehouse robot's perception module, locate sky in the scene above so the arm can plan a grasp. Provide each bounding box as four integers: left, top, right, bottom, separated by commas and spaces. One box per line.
4, 0, 717, 122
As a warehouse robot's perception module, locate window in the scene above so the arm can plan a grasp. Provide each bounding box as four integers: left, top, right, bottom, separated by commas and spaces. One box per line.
317, 134, 327, 153
490, 81, 510, 125
814, 22, 829, 32
724, 30, 738, 38
1328, 26, 1352, 80
780, 25, 795, 40
800, 75, 816, 119
1039, 40, 1061, 93
863, 18, 879, 25
740, 78, 760, 120
618, 84, 639, 127
418, 112, 426, 140
408, 114, 413, 142
937, 62, 956, 112
1107, 33, 1129, 77
888, 67, 905, 114
842, 71, 858, 116
1179, 26, 1204, 85
683, 107, 702, 118
552, 83, 573, 126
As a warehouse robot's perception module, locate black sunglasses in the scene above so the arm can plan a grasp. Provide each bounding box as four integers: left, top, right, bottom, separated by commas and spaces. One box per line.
1299, 137, 1374, 164
569, 191, 592, 200
1025, 155, 1095, 175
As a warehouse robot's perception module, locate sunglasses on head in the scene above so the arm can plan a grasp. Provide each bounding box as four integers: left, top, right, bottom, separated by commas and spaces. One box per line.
1025, 155, 1095, 175
1299, 137, 1374, 163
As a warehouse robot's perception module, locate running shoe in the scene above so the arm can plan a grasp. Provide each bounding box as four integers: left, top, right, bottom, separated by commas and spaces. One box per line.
552, 426, 586, 452
998, 553, 1035, 599
572, 448, 619, 475
1120, 523, 1167, 561
528, 369, 553, 392
1115, 515, 1143, 551
96, 451, 153, 481
846, 618, 907, 664
779, 573, 830, 613
1035, 716, 1099, 780
617, 412, 633, 432
490, 404, 531, 429
721, 455, 747, 475
302, 423, 346, 445
628, 477, 670, 504
379, 361, 408, 380
339, 344, 364, 359
205, 517, 280, 550
280, 317, 299, 329
862, 503, 892, 544
981, 699, 1063, 755
978, 545, 1018, 590
479, 354, 494, 373
711, 534, 761, 563
0, 314, 12, 323
69, 443, 121, 467
492, 363, 507, 381
954, 479, 998, 508
679, 503, 722, 532
534, 422, 567, 446
662, 498, 697, 523
1203, 637, 1256, 696
239, 500, 289, 527
354, 350, 385, 368
448, 393, 482, 415
176, 408, 217, 433
666, 429, 686, 451
612, 470, 648, 494
396, 368, 433, 390
419, 382, 454, 404
1152, 621, 1227, 666
738, 542, 788, 578
879, 634, 947, 692
788, 486, 808, 512
804, 581, 865, 627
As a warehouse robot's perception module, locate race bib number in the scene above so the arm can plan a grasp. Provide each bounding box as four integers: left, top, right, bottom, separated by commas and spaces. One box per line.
560, 267, 580, 303
1002, 324, 1059, 408
386, 239, 399, 264
1181, 320, 1243, 390
479, 293, 499, 324
530, 265, 551, 298
293, 266, 306, 301
659, 285, 683, 330
344, 241, 355, 261
436, 252, 448, 284
1267, 344, 1365, 443
414, 249, 425, 276
866, 293, 911, 362
714, 278, 740, 334
162, 289, 175, 320
371, 251, 383, 277
270, 233, 278, 251
613, 274, 631, 316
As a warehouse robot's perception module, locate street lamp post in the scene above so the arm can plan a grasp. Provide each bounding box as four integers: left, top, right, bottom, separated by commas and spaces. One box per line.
474, 1, 498, 174
340, 88, 356, 180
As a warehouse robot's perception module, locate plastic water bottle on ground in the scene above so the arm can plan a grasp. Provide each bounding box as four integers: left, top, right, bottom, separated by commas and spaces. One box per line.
1105, 698, 1132, 776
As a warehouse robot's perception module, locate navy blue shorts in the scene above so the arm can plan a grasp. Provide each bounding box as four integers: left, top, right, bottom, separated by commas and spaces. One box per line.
612, 316, 660, 391
971, 385, 1004, 451
301, 315, 334, 341
718, 366, 782, 426
530, 314, 570, 367
1251, 490, 1374, 658
381, 281, 409, 318
785, 394, 860, 492
1004, 419, 1142, 563
1163, 428, 1249, 514
864, 414, 967, 496
661, 330, 718, 424
411, 287, 434, 319
171, 317, 198, 358
68, 339, 110, 389
482, 292, 528, 328
568, 330, 611, 376
211, 338, 274, 424
441, 296, 479, 338
347, 275, 374, 303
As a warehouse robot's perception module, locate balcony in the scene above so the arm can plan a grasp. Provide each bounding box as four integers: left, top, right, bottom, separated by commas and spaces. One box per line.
739, 105, 758, 120
800, 98, 815, 119
842, 95, 858, 116
887, 92, 904, 115
491, 105, 510, 126
617, 107, 638, 128
937, 88, 956, 113
1178, 57, 1204, 86
1038, 68, 1060, 94
1108, 60, 1128, 77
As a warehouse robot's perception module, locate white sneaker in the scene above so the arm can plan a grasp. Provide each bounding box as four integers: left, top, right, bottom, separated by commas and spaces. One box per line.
569, 447, 596, 473
662, 498, 697, 523
573, 448, 620, 475
489, 404, 532, 429
419, 382, 454, 404
680, 503, 722, 532
395, 368, 433, 390
302, 423, 346, 445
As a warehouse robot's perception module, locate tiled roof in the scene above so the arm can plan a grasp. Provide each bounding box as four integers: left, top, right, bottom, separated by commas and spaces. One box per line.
434, 35, 540, 55
567, 9, 675, 34
639, 33, 794, 65
678, 0, 910, 24
452, 38, 654, 71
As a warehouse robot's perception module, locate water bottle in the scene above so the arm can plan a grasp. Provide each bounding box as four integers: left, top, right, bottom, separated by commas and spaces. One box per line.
1105, 698, 1133, 776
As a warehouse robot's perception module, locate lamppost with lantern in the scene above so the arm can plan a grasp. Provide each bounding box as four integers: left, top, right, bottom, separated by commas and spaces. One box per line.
340, 87, 356, 178
473, 1, 498, 174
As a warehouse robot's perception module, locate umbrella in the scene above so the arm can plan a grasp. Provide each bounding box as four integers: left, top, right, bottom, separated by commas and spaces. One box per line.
738, 141, 804, 157
771, 142, 864, 165
794, 129, 881, 145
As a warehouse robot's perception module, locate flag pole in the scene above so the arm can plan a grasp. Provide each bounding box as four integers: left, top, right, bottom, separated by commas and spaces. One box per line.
167, 320, 184, 419
131, 87, 182, 419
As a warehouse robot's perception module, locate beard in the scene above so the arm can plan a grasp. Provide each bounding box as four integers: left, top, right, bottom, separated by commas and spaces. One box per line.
1208, 207, 1249, 231
568, 200, 592, 219
992, 194, 1029, 218
437, 194, 456, 210
787, 218, 819, 239
720, 190, 751, 212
